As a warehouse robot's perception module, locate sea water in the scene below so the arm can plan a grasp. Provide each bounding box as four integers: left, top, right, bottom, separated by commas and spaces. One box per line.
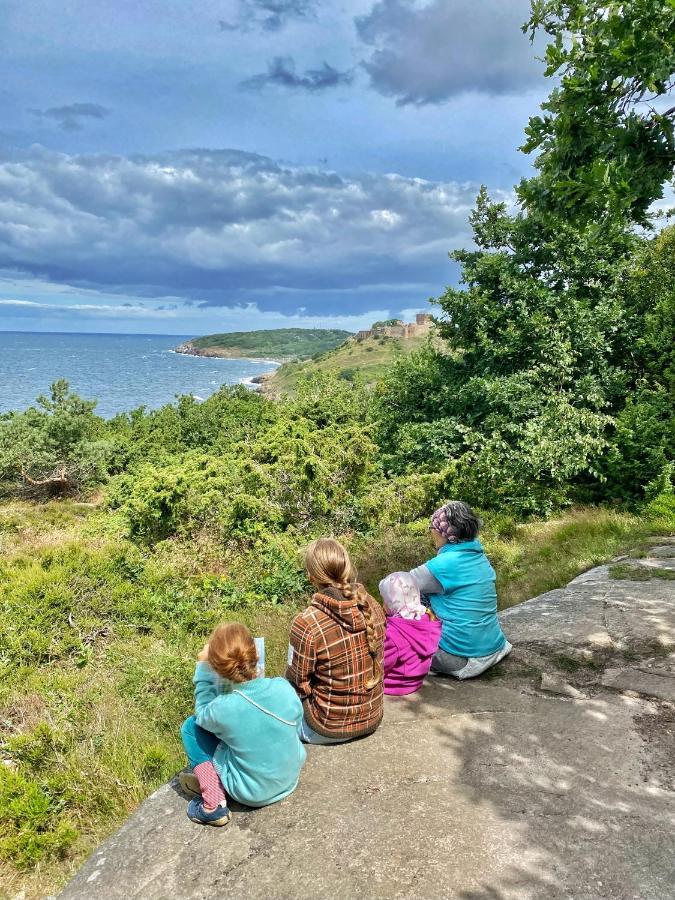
0, 332, 279, 418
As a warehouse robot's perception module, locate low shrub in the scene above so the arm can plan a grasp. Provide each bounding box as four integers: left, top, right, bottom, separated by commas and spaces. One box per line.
643, 491, 675, 531
0, 765, 78, 871
360, 471, 445, 528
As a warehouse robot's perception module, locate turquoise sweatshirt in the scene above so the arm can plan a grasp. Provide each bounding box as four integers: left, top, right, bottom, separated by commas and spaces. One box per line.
426, 540, 507, 658
193, 662, 306, 808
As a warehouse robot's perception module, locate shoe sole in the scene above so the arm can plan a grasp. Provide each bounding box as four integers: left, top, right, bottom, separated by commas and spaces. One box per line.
188, 811, 232, 827
178, 772, 201, 798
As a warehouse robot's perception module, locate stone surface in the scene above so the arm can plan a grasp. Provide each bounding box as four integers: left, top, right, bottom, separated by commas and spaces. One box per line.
568, 565, 611, 585
539, 673, 586, 698
60, 547, 675, 900
601, 666, 675, 702
501, 566, 675, 657
636, 557, 675, 569
647, 544, 675, 558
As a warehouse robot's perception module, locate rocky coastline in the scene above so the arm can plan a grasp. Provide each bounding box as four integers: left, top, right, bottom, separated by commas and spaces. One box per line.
174, 341, 291, 363
174, 342, 281, 393
174, 341, 228, 359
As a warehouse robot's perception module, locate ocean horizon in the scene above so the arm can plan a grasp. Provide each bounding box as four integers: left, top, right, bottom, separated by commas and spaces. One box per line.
0, 331, 279, 418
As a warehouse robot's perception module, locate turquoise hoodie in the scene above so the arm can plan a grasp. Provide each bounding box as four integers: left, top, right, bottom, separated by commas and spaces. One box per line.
193, 662, 306, 808
426, 540, 506, 658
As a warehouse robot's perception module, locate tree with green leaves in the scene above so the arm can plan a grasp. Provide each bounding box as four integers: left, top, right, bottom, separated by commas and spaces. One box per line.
0, 380, 113, 496
377, 0, 674, 512
522, 0, 675, 225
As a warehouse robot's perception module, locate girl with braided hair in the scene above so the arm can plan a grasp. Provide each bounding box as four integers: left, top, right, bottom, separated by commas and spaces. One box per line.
286, 538, 386, 744
410, 501, 512, 680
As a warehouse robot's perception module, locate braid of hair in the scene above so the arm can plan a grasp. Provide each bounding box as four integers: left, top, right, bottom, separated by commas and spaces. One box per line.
342, 581, 382, 690
304, 539, 382, 690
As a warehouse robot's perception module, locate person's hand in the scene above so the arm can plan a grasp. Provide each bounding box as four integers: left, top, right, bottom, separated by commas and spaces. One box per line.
197, 642, 209, 662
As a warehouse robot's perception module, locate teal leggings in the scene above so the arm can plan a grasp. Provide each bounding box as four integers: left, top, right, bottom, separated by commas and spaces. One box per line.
180, 715, 220, 768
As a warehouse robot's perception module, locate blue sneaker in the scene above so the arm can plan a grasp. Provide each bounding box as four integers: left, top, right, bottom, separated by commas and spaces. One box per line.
187, 798, 231, 827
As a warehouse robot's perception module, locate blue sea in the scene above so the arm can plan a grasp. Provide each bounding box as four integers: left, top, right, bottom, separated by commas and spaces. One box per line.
0, 332, 279, 418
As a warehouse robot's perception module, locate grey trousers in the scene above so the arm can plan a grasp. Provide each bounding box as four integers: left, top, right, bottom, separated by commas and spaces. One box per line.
430, 648, 469, 674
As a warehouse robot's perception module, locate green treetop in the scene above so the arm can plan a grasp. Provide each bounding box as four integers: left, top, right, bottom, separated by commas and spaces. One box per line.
521, 0, 675, 226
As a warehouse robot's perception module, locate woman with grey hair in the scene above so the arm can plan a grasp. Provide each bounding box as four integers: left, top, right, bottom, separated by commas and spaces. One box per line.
410, 501, 512, 679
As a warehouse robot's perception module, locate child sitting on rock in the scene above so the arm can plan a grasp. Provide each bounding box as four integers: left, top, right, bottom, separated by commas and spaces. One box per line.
179, 622, 306, 826
380, 572, 442, 696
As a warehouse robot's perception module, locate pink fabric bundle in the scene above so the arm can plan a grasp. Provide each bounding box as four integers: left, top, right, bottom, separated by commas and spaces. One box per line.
379, 571, 442, 696
379, 572, 426, 620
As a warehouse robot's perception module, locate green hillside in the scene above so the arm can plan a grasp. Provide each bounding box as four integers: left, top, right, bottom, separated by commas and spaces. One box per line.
176, 328, 351, 360
267, 329, 431, 394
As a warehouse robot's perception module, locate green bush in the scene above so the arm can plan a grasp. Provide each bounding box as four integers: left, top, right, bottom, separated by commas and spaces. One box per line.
0, 765, 78, 871
337, 367, 358, 381
0, 380, 115, 497
361, 472, 445, 528
107, 399, 378, 541
644, 491, 675, 532
600, 389, 674, 501
106, 455, 244, 542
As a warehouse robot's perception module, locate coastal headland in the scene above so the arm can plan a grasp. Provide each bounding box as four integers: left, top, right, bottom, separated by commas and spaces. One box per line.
177, 314, 435, 393
174, 328, 351, 362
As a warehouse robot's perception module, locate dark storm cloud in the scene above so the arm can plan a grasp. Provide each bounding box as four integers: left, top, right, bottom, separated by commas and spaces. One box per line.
242, 57, 353, 92
356, 0, 543, 105
219, 0, 317, 33
27, 102, 111, 131
0, 147, 493, 310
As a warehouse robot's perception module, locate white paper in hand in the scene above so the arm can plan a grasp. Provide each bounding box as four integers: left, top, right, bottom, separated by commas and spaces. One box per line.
254, 637, 265, 678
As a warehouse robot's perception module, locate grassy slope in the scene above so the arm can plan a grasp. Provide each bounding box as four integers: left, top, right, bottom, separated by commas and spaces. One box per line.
185, 328, 351, 360
268, 330, 432, 393
0, 501, 673, 898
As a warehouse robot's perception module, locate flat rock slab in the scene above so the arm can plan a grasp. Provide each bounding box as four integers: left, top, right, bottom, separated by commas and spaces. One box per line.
637, 557, 675, 569
500, 584, 615, 655
60, 548, 675, 900
568, 565, 611, 585
602, 666, 675, 702
60, 683, 675, 900
502, 547, 675, 658
647, 544, 675, 558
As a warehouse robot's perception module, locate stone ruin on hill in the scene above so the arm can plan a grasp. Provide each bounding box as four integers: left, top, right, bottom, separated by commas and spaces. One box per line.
355, 312, 432, 342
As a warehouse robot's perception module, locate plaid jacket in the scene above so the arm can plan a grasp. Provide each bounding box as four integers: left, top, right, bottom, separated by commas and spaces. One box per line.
286, 586, 386, 739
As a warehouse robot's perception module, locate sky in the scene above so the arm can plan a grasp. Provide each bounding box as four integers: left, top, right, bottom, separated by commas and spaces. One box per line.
0, 0, 550, 335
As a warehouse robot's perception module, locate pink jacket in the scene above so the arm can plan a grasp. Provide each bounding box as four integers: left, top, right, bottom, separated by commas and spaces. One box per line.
383, 613, 442, 696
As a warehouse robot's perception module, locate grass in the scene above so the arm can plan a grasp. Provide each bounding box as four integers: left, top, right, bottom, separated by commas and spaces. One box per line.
268, 331, 431, 394
609, 562, 675, 581
186, 328, 351, 360
484, 507, 673, 608
0, 499, 672, 898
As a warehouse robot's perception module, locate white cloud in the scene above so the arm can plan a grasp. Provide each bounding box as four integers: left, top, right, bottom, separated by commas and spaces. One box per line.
0, 290, 394, 334
356, 0, 543, 105
0, 146, 499, 315
0, 298, 161, 317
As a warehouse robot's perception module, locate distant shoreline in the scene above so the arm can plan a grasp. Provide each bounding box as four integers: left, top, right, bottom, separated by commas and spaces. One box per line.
170, 347, 282, 366
243, 371, 278, 391
173, 341, 291, 363
171, 346, 280, 391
